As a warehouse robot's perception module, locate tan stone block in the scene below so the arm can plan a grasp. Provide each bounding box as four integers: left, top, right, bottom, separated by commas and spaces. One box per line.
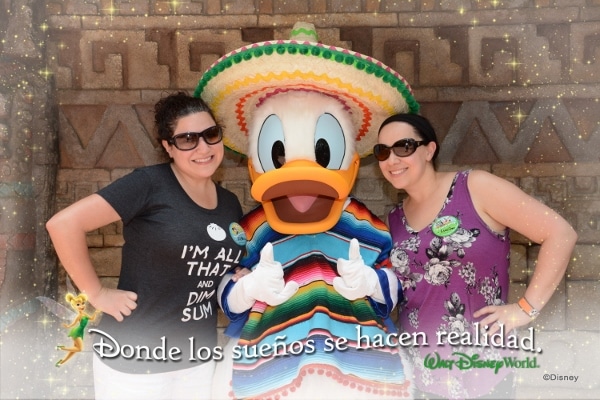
271, 0, 308, 13
510, 244, 528, 283
78, 15, 257, 30
98, 222, 118, 236
492, 162, 600, 178
424, 83, 600, 103
439, 0, 471, 11
57, 90, 143, 104
507, 229, 530, 246
221, 154, 246, 169
100, 276, 119, 290
221, 0, 258, 14
568, 244, 600, 280
572, 212, 600, 246
258, 13, 397, 30
110, 0, 150, 16
364, 0, 380, 12
215, 166, 249, 181
532, 176, 569, 204
56, 168, 111, 183
62, 0, 99, 14
219, 179, 257, 213
86, 234, 104, 248
46, 15, 84, 30
566, 281, 600, 330
103, 234, 125, 247
110, 168, 136, 181
153, 0, 204, 14
535, 280, 567, 331
330, 0, 361, 12
217, 24, 347, 49
71, 183, 97, 202
353, 176, 387, 203
90, 247, 122, 277
509, 281, 526, 305
582, 2, 600, 14
440, 7, 577, 26
380, 0, 417, 12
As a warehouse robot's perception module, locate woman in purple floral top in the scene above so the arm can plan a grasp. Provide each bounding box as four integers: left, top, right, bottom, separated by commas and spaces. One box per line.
374, 114, 577, 399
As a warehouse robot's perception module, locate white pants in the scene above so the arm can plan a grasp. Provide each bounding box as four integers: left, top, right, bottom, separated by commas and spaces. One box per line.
93, 355, 215, 400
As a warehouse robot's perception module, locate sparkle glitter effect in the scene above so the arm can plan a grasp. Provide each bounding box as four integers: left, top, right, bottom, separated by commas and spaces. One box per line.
0, 1, 598, 399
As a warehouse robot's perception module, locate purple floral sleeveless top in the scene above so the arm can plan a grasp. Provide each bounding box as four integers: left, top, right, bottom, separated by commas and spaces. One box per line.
389, 170, 513, 399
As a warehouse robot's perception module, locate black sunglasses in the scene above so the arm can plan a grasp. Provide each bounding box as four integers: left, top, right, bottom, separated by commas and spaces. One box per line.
167, 126, 223, 151
373, 138, 426, 161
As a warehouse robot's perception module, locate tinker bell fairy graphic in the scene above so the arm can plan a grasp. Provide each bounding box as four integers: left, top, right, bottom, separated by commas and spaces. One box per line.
54, 292, 101, 367
0, 277, 102, 367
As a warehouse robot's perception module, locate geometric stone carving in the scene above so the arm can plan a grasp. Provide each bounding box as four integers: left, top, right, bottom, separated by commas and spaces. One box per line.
438, 100, 600, 164
59, 104, 165, 168
452, 118, 501, 164
46, 30, 83, 89
61, 105, 107, 148
524, 118, 573, 163
469, 25, 562, 85
571, 22, 600, 84
536, 23, 571, 81
373, 27, 463, 87
563, 99, 600, 140
80, 31, 170, 89
172, 30, 245, 89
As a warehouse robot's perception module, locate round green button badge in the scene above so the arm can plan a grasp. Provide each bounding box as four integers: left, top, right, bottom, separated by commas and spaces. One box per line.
431, 216, 460, 237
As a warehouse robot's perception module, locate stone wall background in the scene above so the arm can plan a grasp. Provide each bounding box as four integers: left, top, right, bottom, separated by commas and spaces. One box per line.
0, 0, 599, 399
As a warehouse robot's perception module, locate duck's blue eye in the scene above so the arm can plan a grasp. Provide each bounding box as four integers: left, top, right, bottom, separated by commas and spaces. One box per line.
257, 114, 285, 172
314, 113, 345, 169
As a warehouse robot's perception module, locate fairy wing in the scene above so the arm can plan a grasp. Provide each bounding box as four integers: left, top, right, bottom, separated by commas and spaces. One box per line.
0, 298, 40, 331
2, 276, 84, 330
36, 296, 77, 321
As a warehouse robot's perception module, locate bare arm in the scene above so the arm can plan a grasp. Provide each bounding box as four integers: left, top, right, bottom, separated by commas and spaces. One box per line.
469, 170, 577, 333
46, 194, 137, 321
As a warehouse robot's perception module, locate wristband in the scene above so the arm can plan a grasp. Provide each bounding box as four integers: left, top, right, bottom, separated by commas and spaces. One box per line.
518, 297, 539, 319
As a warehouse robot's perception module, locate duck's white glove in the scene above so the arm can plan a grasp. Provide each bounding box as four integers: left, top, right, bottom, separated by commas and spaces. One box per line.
227, 242, 299, 313
333, 238, 384, 302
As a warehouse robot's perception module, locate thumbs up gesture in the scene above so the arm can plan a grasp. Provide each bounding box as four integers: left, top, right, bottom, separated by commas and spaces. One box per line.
333, 239, 378, 301
227, 243, 299, 312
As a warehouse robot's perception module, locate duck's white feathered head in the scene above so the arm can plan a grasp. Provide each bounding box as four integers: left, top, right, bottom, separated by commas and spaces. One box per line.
195, 22, 418, 234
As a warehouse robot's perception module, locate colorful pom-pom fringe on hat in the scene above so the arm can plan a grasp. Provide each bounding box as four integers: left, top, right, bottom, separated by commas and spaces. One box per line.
194, 22, 419, 158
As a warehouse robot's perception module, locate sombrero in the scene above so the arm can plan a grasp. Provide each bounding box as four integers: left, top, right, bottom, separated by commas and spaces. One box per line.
194, 22, 419, 158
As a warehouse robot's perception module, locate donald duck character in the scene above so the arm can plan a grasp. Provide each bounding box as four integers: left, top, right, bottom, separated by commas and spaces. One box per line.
195, 22, 419, 399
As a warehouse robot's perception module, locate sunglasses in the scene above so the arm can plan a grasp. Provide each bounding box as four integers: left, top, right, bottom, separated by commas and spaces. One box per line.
167, 126, 223, 151
373, 138, 426, 161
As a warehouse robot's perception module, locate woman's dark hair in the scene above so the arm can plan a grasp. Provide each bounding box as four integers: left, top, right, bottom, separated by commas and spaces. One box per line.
154, 91, 217, 141
378, 113, 440, 162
